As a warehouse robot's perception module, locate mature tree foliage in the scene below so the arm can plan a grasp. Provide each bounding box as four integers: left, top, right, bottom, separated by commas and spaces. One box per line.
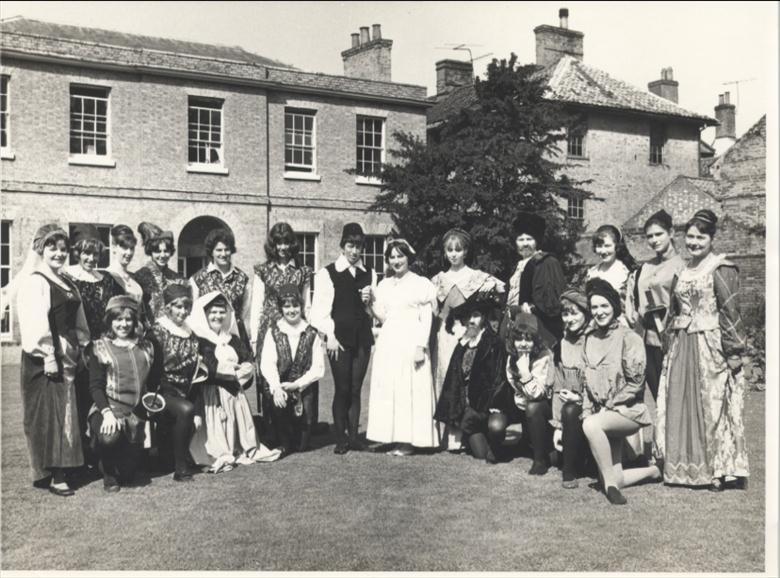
370, 53, 590, 281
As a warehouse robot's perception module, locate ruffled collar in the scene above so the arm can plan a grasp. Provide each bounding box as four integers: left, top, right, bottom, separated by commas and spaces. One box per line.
64, 264, 104, 283
158, 315, 192, 338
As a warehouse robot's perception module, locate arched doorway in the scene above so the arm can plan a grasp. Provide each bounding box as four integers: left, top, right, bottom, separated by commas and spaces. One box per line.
177, 216, 232, 278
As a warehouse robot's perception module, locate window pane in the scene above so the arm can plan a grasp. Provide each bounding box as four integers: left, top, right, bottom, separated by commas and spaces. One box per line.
71, 97, 82, 113
96, 100, 107, 116
96, 139, 107, 155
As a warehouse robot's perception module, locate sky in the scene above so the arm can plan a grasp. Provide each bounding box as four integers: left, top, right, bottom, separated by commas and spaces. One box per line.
1, 1, 776, 142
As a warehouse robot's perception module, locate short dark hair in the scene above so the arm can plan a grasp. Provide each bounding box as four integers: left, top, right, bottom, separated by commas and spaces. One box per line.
144, 237, 175, 257
111, 225, 137, 250
264, 222, 299, 262
385, 239, 415, 265
204, 294, 230, 313
204, 228, 236, 257
72, 238, 105, 260
41, 233, 70, 254
102, 306, 139, 339
507, 330, 545, 365
340, 234, 365, 249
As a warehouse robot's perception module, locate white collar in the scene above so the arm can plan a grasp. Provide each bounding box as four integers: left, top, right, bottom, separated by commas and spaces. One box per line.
158, 315, 193, 338
459, 328, 485, 348
335, 254, 367, 273
276, 318, 309, 336
64, 264, 104, 282
207, 262, 236, 278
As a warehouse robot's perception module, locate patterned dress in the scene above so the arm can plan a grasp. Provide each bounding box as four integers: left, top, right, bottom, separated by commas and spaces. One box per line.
134, 261, 187, 322
430, 267, 504, 448
148, 319, 200, 399
64, 270, 124, 339
655, 253, 748, 486
190, 265, 250, 331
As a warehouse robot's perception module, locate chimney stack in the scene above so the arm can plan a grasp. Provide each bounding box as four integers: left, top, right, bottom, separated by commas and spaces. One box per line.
648, 67, 679, 103
559, 7, 569, 29
435, 59, 474, 95
713, 92, 737, 156
534, 7, 584, 67
342, 24, 393, 82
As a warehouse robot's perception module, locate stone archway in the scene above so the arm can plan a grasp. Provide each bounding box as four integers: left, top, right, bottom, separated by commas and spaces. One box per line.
177, 216, 232, 278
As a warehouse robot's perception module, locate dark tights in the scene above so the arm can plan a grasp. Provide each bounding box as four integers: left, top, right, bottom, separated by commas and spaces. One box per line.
161, 395, 195, 475
270, 386, 316, 452
467, 413, 510, 462
561, 402, 586, 481
329, 345, 370, 444
88, 412, 141, 484
467, 400, 552, 465
645, 345, 664, 400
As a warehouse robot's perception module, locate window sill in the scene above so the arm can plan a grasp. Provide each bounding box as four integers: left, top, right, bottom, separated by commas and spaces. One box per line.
187, 164, 229, 175
1, 149, 15, 160
355, 176, 383, 186
567, 155, 589, 161
284, 172, 321, 182
648, 162, 665, 167
69, 156, 116, 168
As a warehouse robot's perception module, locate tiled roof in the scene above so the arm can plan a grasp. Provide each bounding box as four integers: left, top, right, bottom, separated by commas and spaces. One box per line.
718, 114, 766, 197
623, 176, 721, 231
0, 17, 429, 104
544, 56, 717, 125
0, 16, 293, 68
428, 55, 718, 127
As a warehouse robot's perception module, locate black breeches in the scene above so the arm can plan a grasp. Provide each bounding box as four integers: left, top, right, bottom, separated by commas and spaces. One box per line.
645, 344, 664, 400
523, 399, 553, 463
462, 409, 511, 461
560, 402, 585, 480
160, 395, 195, 475
270, 386, 316, 451
88, 412, 142, 482
328, 344, 370, 442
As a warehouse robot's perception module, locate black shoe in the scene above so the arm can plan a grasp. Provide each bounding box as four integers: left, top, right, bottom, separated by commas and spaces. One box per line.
33, 476, 53, 489
173, 471, 194, 482
485, 451, 497, 465
709, 478, 725, 492
103, 481, 120, 493
334, 442, 349, 455
606, 486, 627, 505
348, 438, 368, 452
735, 477, 749, 491
528, 461, 550, 476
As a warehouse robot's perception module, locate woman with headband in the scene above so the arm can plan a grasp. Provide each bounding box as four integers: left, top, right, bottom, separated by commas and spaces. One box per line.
431, 228, 505, 450
365, 238, 440, 455
16, 224, 90, 496
134, 222, 187, 322
586, 224, 639, 316
655, 209, 749, 492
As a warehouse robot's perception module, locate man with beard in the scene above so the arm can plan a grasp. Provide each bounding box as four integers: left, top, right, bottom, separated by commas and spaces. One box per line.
434, 291, 507, 463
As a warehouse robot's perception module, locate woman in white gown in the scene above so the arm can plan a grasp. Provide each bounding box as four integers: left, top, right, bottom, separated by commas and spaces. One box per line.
430, 228, 505, 450
366, 239, 439, 456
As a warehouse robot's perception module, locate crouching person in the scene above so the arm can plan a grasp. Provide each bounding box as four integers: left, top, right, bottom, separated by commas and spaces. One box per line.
260, 284, 325, 457
434, 292, 507, 464
86, 295, 154, 492
189, 291, 281, 473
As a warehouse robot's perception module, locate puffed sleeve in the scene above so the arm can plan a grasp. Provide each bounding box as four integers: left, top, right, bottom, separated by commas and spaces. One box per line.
371, 278, 389, 323
248, 273, 265, 348
624, 268, 640, 329
301, 267, 313, 322
309, 267, 335, 336
608, 331, 646, 409
17, 274, 55, 362
714, 264, 747, 358
532, 256, 565, 318
520, 351, 553, 401
259, 327, 282, 394
293, 333, 325, 390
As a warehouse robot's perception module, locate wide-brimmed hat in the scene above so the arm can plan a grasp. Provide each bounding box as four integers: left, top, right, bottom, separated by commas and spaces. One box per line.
446, 289, 502, 333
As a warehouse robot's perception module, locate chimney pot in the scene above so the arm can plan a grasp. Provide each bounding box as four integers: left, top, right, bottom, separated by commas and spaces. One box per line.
559, 7, 569, 28
724, 91, 730, 104
714, 92, 737, 142
342, 26, 393, 82
647, 66, 679, 103
435, 59, 474, 95
359, 26, 370, 44
372, 24, 381, 40
718, 93, 724, 105
351, 33, 360, 48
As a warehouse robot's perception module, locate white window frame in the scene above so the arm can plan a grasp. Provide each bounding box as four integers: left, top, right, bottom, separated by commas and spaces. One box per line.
187, 96, 227, 175
295, 232, 318, 304
362, 235, 386, 280
1, 76, 13, 160
567, 130, 586, 159
1, 220, 13, 341
284, 108, 319, 180
567, 197, 585, 222
69, 85, 115, 167
356, 116, 385, 185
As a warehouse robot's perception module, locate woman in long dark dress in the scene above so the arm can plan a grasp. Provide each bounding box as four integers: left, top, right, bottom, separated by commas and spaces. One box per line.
134, 222, 186, 322
103, 225, 150, 332
17, 224, 90, 496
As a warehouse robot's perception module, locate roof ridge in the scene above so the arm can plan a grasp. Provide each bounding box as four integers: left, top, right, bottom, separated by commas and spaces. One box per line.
622, 175, 718, 228
266, 65, 426, 90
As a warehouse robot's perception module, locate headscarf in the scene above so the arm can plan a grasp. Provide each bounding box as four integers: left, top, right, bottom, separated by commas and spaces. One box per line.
585, 277, 622, 317
188, 290, 240, 345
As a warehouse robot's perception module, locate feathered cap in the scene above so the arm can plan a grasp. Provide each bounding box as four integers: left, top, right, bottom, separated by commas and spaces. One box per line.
445, 289, 503, 334
137, 222, 174, 246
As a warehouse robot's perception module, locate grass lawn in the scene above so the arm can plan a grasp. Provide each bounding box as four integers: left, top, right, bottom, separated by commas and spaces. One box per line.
0, 361, 766, 572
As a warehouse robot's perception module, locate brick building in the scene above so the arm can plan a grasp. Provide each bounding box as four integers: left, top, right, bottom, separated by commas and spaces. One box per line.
0, 18, 429, 348
428, 9, 718, 250
624, 115, 766, 317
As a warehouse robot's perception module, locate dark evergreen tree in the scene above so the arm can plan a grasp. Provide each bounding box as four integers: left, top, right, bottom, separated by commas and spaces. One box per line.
370, 53, 590, 281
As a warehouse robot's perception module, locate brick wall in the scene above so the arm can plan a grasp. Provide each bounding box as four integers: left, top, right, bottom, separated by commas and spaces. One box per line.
556, 110, 700, 233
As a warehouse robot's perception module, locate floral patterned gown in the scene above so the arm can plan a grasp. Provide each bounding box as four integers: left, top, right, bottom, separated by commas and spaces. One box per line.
655, 253, 748, 486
